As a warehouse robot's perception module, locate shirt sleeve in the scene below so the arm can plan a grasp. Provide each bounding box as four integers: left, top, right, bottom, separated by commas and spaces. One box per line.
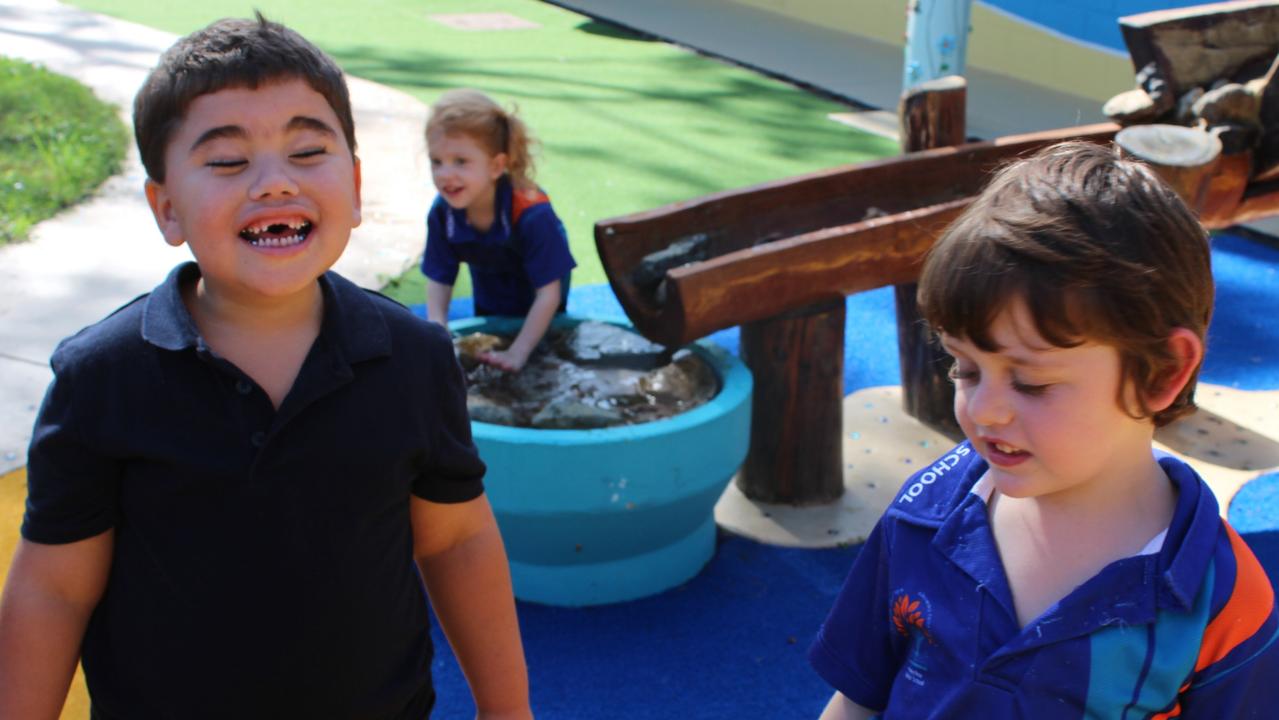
22, 350, 120, 544
1174, 526, 1279, 718
420, 200, 461, 286
808, 518, 903, 712
1176, 610, 1279, 718
412, 324, 485, 503
514, 202, 576, 290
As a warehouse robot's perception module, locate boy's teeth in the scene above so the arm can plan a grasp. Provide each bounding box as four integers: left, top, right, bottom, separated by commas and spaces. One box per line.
994, 442, 1019, 454
246, 220, 305, 234
240, 220, 312, 247
249, 234, 304, 248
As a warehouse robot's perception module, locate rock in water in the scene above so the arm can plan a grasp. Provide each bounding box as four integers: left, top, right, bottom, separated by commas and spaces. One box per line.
467, 395, 519, 426
531, 400, 625, 429
559, 321, 668, 370
638, 350, 719, 405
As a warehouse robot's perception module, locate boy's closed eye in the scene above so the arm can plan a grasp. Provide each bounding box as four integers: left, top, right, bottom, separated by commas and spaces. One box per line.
206, 157, 248, 169
290, 146, 328, 161
947, 360, 1053, 397
947, 361, 977, 385
203, 144, 328, 170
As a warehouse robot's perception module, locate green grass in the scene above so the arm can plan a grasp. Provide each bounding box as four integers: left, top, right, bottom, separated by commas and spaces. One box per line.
66, 0, 899, 303
0, 57, 129, 246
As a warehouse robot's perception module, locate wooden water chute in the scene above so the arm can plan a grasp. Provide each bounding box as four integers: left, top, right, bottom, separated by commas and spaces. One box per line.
595, 122, 1121, 505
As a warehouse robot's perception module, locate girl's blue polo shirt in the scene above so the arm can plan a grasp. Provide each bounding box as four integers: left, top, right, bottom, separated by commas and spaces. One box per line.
810, 443, 1279, 718
421, 176, 576, 317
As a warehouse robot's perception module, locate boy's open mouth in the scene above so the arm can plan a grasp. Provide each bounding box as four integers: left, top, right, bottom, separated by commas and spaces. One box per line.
992, 442, 1025, 455
239, 220, 313, 248
986, 440, 1031, 466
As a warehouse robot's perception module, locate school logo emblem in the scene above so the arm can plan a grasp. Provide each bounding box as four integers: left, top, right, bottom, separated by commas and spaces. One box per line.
891, 590, 935, 687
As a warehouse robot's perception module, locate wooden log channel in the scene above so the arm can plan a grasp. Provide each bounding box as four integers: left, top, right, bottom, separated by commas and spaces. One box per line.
595, 122, 1120, 348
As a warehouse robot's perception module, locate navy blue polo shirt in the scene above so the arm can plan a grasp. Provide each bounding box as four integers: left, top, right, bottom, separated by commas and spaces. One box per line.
810, 443, 1279, 719
420, 175, 576, 316
23, 262, 486, 719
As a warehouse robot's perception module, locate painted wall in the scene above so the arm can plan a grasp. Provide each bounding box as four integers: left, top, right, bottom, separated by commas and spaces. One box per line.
547, 0, 1149, 136
725, 0, 1150, 102
982, 0, 1217, 52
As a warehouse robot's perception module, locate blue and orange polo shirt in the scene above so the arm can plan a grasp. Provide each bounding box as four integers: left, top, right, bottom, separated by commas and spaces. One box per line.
810, 442, 1279, 718
421, 175, 576, 317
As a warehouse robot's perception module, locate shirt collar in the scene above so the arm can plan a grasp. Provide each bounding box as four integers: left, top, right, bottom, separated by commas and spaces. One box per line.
140, 261, 390, 364
1156, 452, 1219, 610
938, 451, 1219, 617
140, 262, 202, 351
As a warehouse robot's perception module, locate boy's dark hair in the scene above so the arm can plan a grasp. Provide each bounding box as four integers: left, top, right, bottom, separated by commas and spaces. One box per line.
918, 141, 1213, 427
133, 13, 356, 182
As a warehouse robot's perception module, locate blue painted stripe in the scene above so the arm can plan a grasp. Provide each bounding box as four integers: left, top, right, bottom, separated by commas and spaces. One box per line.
1086, 561, 1213, 716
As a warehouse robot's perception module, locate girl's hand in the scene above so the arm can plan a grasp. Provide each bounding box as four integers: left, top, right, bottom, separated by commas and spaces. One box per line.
479, 349, 528, 373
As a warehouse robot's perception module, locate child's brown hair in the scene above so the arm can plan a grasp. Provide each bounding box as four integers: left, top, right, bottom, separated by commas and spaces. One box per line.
918, 141, 1214, 427
426, 89, 537, 191
133, 13, 356, 183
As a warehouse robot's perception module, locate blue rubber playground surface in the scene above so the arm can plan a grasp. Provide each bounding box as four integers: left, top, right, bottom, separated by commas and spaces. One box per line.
420, 229, 1279, 719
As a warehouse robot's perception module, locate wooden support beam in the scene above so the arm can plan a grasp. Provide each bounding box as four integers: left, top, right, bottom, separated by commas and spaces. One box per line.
738, 299, 846, 504
895, 76, 966, 440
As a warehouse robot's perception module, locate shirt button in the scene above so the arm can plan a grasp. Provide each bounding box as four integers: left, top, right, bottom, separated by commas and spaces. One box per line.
235, 379, 253, 395
251, 431, 266, 448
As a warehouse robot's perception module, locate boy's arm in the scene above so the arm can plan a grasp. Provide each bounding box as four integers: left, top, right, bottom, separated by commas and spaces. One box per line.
0, 531, 113, 720
412, 494, 531, 719
480, 280, 559, 373
818, 691, 877, 720
426, 279, 454, 328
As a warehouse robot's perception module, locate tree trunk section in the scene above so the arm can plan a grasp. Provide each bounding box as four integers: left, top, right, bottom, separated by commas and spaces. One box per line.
1115, 123, 1222, 212
736, 299, 846, 504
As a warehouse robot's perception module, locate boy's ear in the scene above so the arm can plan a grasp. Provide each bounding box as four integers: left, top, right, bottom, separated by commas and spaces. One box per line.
489, 152, 508, 181
351, 155, 363, 228
1146, 327, 1204, 412
144, 179, 186, 248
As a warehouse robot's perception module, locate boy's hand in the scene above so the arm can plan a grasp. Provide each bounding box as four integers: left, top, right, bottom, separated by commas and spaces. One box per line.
479, 349, 529, 373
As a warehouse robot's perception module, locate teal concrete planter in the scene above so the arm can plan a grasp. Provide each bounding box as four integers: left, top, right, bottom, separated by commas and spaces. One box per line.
451, 316, 752, 606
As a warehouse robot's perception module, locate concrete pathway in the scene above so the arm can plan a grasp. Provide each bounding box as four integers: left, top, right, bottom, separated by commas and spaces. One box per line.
0, 0, 433, 474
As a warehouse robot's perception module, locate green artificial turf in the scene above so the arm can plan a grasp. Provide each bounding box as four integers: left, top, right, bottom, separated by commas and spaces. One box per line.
68, 0, 897, 302
0, 57, 129, 246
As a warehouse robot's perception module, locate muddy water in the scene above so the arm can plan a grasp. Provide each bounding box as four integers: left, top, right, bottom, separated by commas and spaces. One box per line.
456, 324, 720, 429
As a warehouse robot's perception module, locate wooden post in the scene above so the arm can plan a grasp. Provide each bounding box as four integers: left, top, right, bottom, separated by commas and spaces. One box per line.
894, 76, 966, 440
737, 298, 846, 504
1114, 124, 1222, 213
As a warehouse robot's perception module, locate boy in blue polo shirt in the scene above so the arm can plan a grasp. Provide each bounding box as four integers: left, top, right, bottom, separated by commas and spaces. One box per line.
0, 16, 530, 719
421, 88, 576, 373
810, 142, 1278, 719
